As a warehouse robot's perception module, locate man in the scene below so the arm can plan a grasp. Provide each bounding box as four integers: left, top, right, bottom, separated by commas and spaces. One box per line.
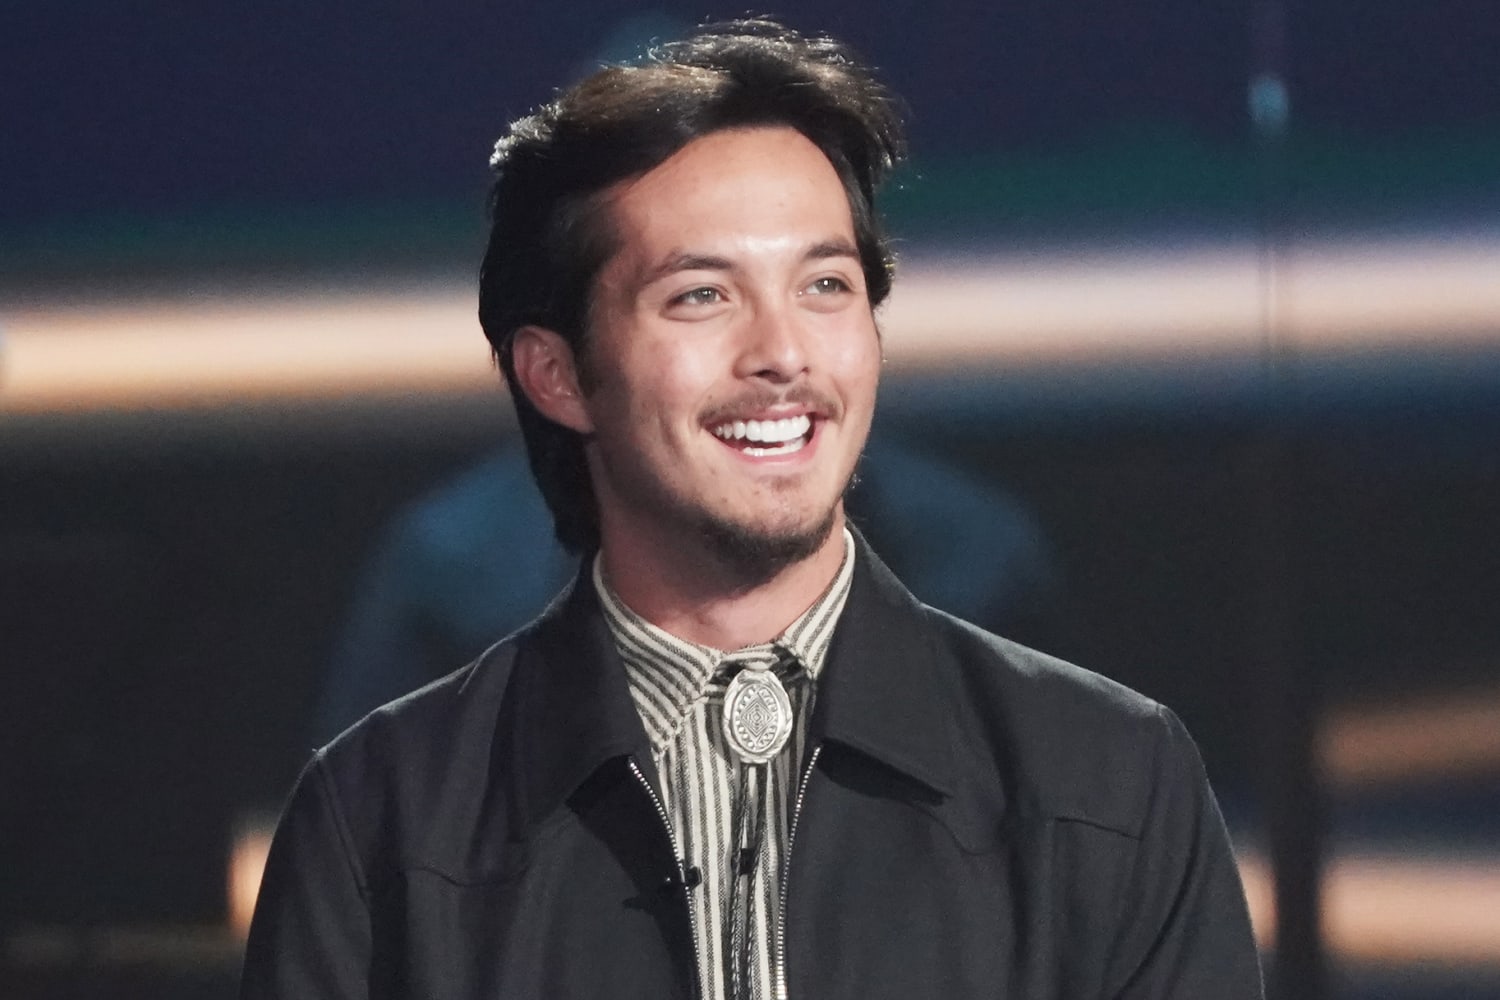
242, 19, 1262, 1000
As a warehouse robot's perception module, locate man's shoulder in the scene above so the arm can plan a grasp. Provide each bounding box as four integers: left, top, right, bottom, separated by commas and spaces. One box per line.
925, 604, 1160, 727
303, 629, 530, 862
918, 605, 1190, 836
320, 626, 522, 772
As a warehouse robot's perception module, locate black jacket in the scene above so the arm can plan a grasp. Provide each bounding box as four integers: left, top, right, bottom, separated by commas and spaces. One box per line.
242, 541, 1263, 999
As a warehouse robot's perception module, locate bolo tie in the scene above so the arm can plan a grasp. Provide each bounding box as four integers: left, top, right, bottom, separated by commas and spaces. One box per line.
720, 648, 800, 1000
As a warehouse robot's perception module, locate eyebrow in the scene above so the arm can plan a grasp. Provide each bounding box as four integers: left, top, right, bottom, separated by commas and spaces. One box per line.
640, 238, 861, 287
641, 252, 735, 287
805, 238, 861, 262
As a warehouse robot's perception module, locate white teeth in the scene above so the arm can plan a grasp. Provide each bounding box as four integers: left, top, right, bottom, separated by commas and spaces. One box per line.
744, 440, 802, 457
712, 414, 812, 445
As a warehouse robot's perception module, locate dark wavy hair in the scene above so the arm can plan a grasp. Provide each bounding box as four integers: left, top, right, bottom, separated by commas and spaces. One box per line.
478, 18, 907, 553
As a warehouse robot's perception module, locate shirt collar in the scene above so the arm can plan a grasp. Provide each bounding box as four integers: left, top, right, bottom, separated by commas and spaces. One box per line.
501, 527, 956, 837
595, 528, 856, 752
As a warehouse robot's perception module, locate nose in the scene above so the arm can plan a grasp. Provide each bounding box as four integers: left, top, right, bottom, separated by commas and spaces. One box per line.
734, 301, 809, 383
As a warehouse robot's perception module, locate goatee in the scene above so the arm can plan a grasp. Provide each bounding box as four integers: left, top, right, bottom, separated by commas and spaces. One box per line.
696, 504, 840, 585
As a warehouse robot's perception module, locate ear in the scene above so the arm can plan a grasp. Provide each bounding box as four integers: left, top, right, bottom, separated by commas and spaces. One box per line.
510, 325, 595, 434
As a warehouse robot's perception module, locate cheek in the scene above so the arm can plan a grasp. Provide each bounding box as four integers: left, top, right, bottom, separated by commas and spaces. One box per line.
636, 347, 722, 417
829, 327, 882, 398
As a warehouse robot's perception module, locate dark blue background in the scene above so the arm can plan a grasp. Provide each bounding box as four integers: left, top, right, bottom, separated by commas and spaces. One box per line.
4, 2, 1497, 230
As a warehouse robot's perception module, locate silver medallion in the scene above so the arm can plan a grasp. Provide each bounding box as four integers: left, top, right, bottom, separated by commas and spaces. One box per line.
722, 666, 793, 764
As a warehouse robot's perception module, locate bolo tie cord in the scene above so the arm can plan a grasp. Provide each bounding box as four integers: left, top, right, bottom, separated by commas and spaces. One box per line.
723, 651, 798, 1000
728, 760, 768, 1000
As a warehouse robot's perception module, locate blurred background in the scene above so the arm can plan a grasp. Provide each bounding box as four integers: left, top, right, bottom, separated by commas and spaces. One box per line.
3, 2, 1499, 998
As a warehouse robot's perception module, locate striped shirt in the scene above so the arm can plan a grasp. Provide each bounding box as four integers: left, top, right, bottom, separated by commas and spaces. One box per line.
593, 529, 855, 1000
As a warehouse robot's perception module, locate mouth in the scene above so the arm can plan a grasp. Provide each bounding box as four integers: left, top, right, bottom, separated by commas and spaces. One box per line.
709, 414, 814, 458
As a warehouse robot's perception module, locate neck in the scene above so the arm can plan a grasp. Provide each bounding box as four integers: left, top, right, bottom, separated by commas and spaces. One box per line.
597, 512, 849, 651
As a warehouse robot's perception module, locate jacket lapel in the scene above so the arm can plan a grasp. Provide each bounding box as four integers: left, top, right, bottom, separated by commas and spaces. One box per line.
812, 536, 958, 798
499, 569, 657, 836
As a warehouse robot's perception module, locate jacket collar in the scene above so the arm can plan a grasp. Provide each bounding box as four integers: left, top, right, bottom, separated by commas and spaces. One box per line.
506, 531, 957, 832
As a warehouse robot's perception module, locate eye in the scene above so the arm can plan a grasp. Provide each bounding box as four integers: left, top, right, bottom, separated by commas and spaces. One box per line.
672, 286, 724, 307
803, 275, 853, 296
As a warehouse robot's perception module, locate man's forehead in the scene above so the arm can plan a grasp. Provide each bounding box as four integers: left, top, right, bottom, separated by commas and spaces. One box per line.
596, 127, 859, 273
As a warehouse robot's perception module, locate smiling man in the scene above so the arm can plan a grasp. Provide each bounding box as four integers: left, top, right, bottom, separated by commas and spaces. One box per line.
242, 20, 1262, 1000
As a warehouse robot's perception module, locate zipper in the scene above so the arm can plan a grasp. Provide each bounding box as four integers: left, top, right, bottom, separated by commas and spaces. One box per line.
774, 743, 822, 1000
629, 757, 704, 1000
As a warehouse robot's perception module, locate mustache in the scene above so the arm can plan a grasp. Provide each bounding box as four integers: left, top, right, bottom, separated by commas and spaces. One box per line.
699, 386, 841, 425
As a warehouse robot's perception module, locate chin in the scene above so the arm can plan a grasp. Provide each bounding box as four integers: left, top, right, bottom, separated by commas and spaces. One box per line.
694, 505, 839, 583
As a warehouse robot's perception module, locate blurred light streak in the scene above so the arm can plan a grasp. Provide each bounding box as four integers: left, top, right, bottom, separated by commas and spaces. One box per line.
1237, 849, 1500, 964
882, 236, 1500, 365
1318, 688, 1500, 789
1, 289, 494, 414
229, 816, 276, 941
1238, 850, 1278, 946
2, 234, 1498, 416
5, 923, 240, 967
